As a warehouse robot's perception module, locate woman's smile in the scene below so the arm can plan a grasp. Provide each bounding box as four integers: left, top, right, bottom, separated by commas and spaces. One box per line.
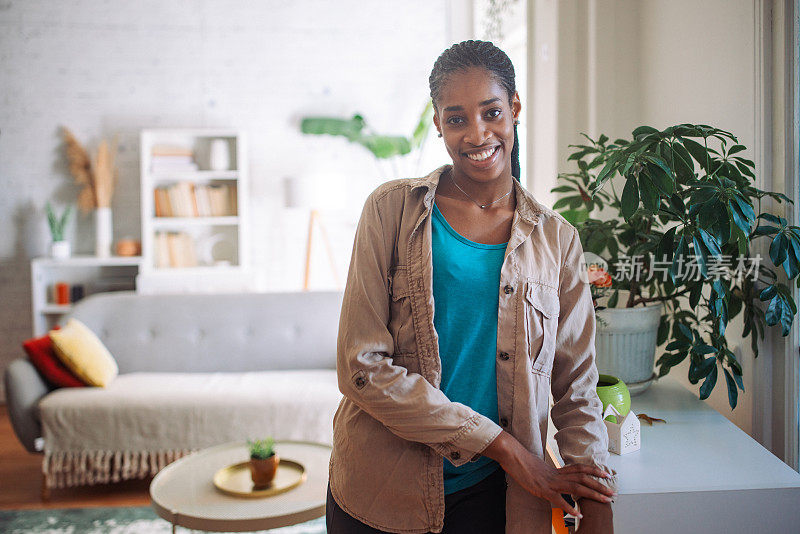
463, 144, 501, 168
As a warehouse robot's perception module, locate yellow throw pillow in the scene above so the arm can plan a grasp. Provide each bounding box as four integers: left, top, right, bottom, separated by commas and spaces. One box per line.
49, 318, 118, 387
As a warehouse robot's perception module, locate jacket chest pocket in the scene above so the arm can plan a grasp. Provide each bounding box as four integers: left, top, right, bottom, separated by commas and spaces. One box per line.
523, 279, 560, 377
388, 266, 416, 354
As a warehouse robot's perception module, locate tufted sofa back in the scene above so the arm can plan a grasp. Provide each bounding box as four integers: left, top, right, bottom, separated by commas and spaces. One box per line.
61, 290, 344, 373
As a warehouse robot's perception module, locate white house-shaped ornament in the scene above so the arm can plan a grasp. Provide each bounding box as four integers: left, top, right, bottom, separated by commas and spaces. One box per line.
603, 404, 641, 455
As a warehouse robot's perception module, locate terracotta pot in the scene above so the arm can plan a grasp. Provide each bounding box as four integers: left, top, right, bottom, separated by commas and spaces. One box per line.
249, 453, 279, 487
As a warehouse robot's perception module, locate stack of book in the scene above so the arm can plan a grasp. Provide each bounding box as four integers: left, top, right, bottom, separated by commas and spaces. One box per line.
154, 182, 237, 217
154, 231, 199, 268
151, 145, 199, 174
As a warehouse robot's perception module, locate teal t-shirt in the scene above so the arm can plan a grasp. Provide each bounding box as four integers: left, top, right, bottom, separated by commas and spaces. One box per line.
431, 201, 506, 494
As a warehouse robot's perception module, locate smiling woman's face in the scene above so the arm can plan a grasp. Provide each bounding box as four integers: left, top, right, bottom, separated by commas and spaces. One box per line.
433, 66, 521, 184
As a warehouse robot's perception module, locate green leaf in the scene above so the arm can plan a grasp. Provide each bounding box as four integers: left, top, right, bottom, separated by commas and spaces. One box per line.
692, 234, 709, 277
638, 173, 660, 213
607, 289, 619, 308
642, 156, 675, 195
411, 100, 434, 148
657, 315, 670, 345
699, 363, 718, 400
658, 352, 688, 376
729, 201, 751, 235
782, 240, 800, 279
758, 213, 786, 226
633, 125, 660, 138
723, 368, 739, 409
678, 322, 693, 340
760, 284, 778, 300
553, 196, 580, 210
689, 283, 703, 309
681, 138, 712, 171
656, 226, 677, 263
689, 356, 717, 383
733, 196, 756, 223
728, 144, 747, 155
692, 344, 718, 356
770, 233, 789, 266
551, 185, 576, 193
621, 176, 640, 219
358, 135, 412, 158
671, 142, 696, 182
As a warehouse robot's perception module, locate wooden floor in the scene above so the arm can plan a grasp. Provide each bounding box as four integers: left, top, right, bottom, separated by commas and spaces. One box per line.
0, 404, 152, 511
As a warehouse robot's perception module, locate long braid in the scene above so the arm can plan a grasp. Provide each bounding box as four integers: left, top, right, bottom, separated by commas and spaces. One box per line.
428, 40, 520, 182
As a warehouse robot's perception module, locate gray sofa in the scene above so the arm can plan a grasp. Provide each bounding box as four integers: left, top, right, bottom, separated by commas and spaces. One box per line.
5, 290, 344, 493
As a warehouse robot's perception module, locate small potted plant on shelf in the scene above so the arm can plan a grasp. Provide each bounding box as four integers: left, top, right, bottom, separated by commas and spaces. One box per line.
247, 437, 278, 487
553, 123, 799, 407
46, 202, 73, 259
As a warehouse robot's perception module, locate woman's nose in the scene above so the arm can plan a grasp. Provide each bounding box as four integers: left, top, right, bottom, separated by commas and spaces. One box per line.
464, 120, 490, 146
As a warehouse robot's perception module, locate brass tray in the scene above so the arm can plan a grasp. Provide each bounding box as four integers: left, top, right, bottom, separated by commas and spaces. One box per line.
213, 459, 306, 498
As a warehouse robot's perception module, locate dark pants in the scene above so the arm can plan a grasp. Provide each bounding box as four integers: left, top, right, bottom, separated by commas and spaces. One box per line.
326, 467, 507, 534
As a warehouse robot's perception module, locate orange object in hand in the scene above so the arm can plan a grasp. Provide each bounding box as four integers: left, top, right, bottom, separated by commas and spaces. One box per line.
55, 282, 70, 305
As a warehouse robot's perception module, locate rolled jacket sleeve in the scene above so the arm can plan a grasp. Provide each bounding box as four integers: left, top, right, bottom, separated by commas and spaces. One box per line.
550, 227, 619, 493
337, 191, 502, 468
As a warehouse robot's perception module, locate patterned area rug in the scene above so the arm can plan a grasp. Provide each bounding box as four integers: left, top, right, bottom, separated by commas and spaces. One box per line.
0, 506, 327, 533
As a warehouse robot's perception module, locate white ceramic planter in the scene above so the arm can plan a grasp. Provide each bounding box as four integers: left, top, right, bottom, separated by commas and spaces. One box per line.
50, 240, 71, 259
95, 206, 113, 258
595, 300, 663, 395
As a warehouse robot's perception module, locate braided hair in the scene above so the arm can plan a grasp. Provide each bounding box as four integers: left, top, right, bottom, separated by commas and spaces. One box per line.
429, 39, 520, 182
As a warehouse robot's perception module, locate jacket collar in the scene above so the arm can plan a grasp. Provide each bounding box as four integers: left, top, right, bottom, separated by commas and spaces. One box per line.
410, 164, 545, 225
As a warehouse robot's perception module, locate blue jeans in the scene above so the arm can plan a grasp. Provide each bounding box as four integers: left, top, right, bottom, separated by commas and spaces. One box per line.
326, 466, 506, 533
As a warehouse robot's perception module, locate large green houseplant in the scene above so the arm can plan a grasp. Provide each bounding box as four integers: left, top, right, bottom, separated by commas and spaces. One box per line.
553, 123, 799, 408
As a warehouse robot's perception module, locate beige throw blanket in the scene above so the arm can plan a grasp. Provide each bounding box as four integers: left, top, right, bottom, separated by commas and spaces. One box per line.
38, 370, 342, 489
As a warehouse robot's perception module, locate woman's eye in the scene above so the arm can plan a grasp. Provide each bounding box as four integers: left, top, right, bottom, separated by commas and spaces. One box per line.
446, 116, 463, 125
487, 109, 502, 119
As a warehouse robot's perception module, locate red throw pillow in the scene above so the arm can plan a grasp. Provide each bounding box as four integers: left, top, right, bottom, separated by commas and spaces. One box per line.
22, 326, 87, 388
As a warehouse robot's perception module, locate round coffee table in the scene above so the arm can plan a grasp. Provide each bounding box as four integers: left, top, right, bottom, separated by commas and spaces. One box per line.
150, 440, 332, 532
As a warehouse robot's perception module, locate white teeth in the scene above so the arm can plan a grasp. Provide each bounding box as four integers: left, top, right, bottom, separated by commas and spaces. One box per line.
466, 146, 497, 161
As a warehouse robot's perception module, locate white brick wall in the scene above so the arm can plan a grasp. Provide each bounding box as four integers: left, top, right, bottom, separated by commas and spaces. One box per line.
0, 0, 460, 401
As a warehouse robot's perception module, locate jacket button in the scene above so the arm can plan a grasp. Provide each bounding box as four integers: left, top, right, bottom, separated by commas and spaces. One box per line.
504, 285, 514, 294
450, 451, 461, 460
499, 352, 509, 361
500, 417, 509, 427
354, 376, 366, 389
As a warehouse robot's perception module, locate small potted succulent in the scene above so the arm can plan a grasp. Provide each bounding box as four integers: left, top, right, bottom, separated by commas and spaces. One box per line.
46, 202, 73, 259
247, 437, 278, 487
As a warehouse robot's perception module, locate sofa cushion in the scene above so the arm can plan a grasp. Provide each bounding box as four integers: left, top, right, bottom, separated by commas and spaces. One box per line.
49, 318, 118, 387
39, 370, 342, 458
23, 326, 86, 388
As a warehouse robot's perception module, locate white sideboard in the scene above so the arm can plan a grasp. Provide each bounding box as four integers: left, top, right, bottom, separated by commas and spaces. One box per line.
30, 256, 142, 336
602, 376, 800, 532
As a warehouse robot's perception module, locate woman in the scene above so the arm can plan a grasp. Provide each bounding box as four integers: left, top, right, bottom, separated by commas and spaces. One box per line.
326, 40, 617, 534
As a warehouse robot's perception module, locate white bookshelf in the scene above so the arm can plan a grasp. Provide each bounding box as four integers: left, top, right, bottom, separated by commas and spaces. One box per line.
30, 256, 142, 336
137, 129, 253, 294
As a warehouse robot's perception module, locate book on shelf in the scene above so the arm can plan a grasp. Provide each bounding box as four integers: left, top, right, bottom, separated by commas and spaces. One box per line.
154, 182, 237, 218
155, 231, 199, 268
150, 145, 198, 173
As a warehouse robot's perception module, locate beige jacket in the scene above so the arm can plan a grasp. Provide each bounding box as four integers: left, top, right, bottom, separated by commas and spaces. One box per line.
328, 164, 618, 534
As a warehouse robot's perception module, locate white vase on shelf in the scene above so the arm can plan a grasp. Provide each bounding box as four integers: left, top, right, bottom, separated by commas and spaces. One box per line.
95, 206, 113, 258
209, 139, 231, 171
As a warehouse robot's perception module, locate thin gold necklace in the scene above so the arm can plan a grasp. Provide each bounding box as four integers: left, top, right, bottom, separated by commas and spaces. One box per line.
448, 168, 513, 209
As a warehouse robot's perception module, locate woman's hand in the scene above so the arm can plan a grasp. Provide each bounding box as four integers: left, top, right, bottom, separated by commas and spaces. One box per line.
482, 431, 615, 517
